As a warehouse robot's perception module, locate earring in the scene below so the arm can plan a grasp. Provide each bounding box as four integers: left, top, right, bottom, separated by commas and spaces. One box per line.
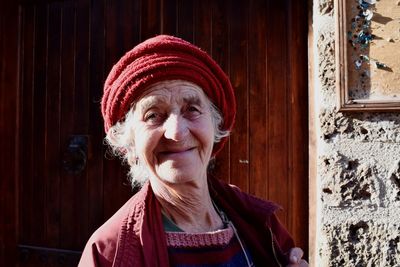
135, 157, 139, 165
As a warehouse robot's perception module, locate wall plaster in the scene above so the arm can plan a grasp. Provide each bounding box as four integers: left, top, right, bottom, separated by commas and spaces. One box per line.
312, 0, 400, 266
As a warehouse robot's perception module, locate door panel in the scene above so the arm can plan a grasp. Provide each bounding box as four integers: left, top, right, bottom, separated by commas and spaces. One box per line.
0, 0, 308, 265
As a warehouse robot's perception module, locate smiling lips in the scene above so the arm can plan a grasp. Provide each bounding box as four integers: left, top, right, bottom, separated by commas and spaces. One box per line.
159, 147, 196, 155
158, 147, 197, 161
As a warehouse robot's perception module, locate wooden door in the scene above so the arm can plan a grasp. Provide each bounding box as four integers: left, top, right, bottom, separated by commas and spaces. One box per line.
0, 0, 308, 266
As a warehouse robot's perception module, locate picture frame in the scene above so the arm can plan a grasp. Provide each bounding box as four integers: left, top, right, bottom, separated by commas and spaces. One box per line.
335, 0, 400, 111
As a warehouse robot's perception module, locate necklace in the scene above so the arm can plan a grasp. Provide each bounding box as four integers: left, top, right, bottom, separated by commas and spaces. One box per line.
212, 201, 255, 267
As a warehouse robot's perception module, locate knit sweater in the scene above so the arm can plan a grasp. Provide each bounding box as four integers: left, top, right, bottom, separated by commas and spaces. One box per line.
165, 226, 254, 267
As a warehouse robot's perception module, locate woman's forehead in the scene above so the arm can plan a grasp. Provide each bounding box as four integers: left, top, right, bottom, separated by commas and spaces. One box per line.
137, 80, 208, 106
145, 80, 204, 95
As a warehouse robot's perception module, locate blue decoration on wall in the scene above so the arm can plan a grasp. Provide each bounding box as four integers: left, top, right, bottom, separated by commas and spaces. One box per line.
348, 0, 389, 71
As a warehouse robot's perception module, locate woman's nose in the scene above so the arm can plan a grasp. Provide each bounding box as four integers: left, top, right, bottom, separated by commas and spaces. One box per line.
163, 114, 189, 141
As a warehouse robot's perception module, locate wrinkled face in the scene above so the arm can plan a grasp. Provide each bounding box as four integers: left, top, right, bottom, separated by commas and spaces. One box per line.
132, 80, 215, 185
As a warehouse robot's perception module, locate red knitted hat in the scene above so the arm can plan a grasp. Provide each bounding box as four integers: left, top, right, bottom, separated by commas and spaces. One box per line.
101, 35, 236, 155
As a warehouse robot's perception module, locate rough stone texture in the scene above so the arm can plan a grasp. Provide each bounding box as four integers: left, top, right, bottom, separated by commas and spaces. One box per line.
313, 1, 400, 266
319, 0, 334, 16
320, 153, 379, 207
319, 110, 353, 140
319, 109, 400, 142
389, 160, 400, 202
322, 222, 400, 267
317, 33, 336, 92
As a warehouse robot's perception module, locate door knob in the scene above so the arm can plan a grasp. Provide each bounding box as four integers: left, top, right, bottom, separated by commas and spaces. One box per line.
62, 135, 88, 175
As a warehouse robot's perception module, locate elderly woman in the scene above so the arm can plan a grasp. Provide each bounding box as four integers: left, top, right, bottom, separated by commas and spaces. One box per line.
79, 35, 308, 267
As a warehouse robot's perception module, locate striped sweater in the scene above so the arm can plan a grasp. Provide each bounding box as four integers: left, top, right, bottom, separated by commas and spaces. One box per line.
163, 215, 254, 267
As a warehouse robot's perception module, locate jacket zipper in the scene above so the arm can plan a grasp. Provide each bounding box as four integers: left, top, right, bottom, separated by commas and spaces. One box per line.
268, 227, 282, 267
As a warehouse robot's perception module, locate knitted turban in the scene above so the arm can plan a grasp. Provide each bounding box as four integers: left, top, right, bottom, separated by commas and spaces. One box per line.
101, 34, 236, 155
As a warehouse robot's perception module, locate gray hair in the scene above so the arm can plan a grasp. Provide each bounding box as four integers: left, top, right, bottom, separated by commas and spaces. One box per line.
105, 98, 230, 188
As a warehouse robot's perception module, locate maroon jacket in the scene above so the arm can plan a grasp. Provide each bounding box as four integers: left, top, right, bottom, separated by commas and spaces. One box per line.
79, 178, 295, 267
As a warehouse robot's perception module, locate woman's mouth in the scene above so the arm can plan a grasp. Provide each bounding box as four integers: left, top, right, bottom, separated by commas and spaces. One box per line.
158, 147, 196, 161
159, 147, 195, 155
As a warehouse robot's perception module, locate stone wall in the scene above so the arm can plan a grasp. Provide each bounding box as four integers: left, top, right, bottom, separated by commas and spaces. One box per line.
312, 0, 400, 266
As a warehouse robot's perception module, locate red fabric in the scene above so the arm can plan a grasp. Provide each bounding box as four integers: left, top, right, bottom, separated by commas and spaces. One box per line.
208, 176, 295, 266
78, 182, 169, 267
79, 179, 294, 267
101, 35, 236, 155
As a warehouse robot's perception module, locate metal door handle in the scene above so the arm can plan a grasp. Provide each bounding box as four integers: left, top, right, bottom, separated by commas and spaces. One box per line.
62, 135, 88, 175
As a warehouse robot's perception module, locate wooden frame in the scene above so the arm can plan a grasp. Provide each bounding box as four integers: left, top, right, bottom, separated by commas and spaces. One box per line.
335, 0, 400, 111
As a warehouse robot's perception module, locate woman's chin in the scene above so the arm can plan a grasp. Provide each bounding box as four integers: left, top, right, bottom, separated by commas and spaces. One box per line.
154, 165, 202, 185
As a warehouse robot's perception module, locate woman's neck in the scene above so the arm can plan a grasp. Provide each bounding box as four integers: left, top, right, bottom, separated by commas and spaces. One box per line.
150, 177, 223, 233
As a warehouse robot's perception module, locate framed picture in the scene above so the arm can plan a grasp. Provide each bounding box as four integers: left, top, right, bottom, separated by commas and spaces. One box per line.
335, 0, 400, 111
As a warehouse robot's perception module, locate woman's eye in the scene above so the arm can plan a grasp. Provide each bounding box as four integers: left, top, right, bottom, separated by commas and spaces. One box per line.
144, 112, 163, 124
145, 113, 156, 120
187, 106, 200, 113
185, 106, 201, 119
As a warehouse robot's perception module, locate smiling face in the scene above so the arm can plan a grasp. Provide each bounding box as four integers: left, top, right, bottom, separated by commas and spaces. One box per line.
131, 80, 215, 185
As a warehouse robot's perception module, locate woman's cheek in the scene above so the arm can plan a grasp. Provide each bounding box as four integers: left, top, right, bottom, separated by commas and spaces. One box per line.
139, 129, 161, 163
134, 126, 148, 156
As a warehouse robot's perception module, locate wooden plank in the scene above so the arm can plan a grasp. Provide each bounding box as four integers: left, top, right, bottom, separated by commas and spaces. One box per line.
104, 0, 120, 70
266, 0, 289, 226
176, 0, 194, 41
103, 159, 132, 220
248, 0, 268, 199
161, 0, 177, 35
0, 1, 19, 265
19, 4, 35, 246
140, 0, 161, 40
0, 13, 3, 263
59, 2, 77, 249
72, 0, 90, 247
17, 245, 81, 266
105, 0, 141, 70
45, 1, 62, 248
74, 1, 90, 134
31, 3, 47, 246
227, 0, 249, 192
106, 0, 141, 59
193, 0, 211, 53
121, 0, 141, 51
103, 0, 136, 221
211, 0, 230, 184
287, 0, 309, 255
86, 0, 105, 239
118, 0, 134, 52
